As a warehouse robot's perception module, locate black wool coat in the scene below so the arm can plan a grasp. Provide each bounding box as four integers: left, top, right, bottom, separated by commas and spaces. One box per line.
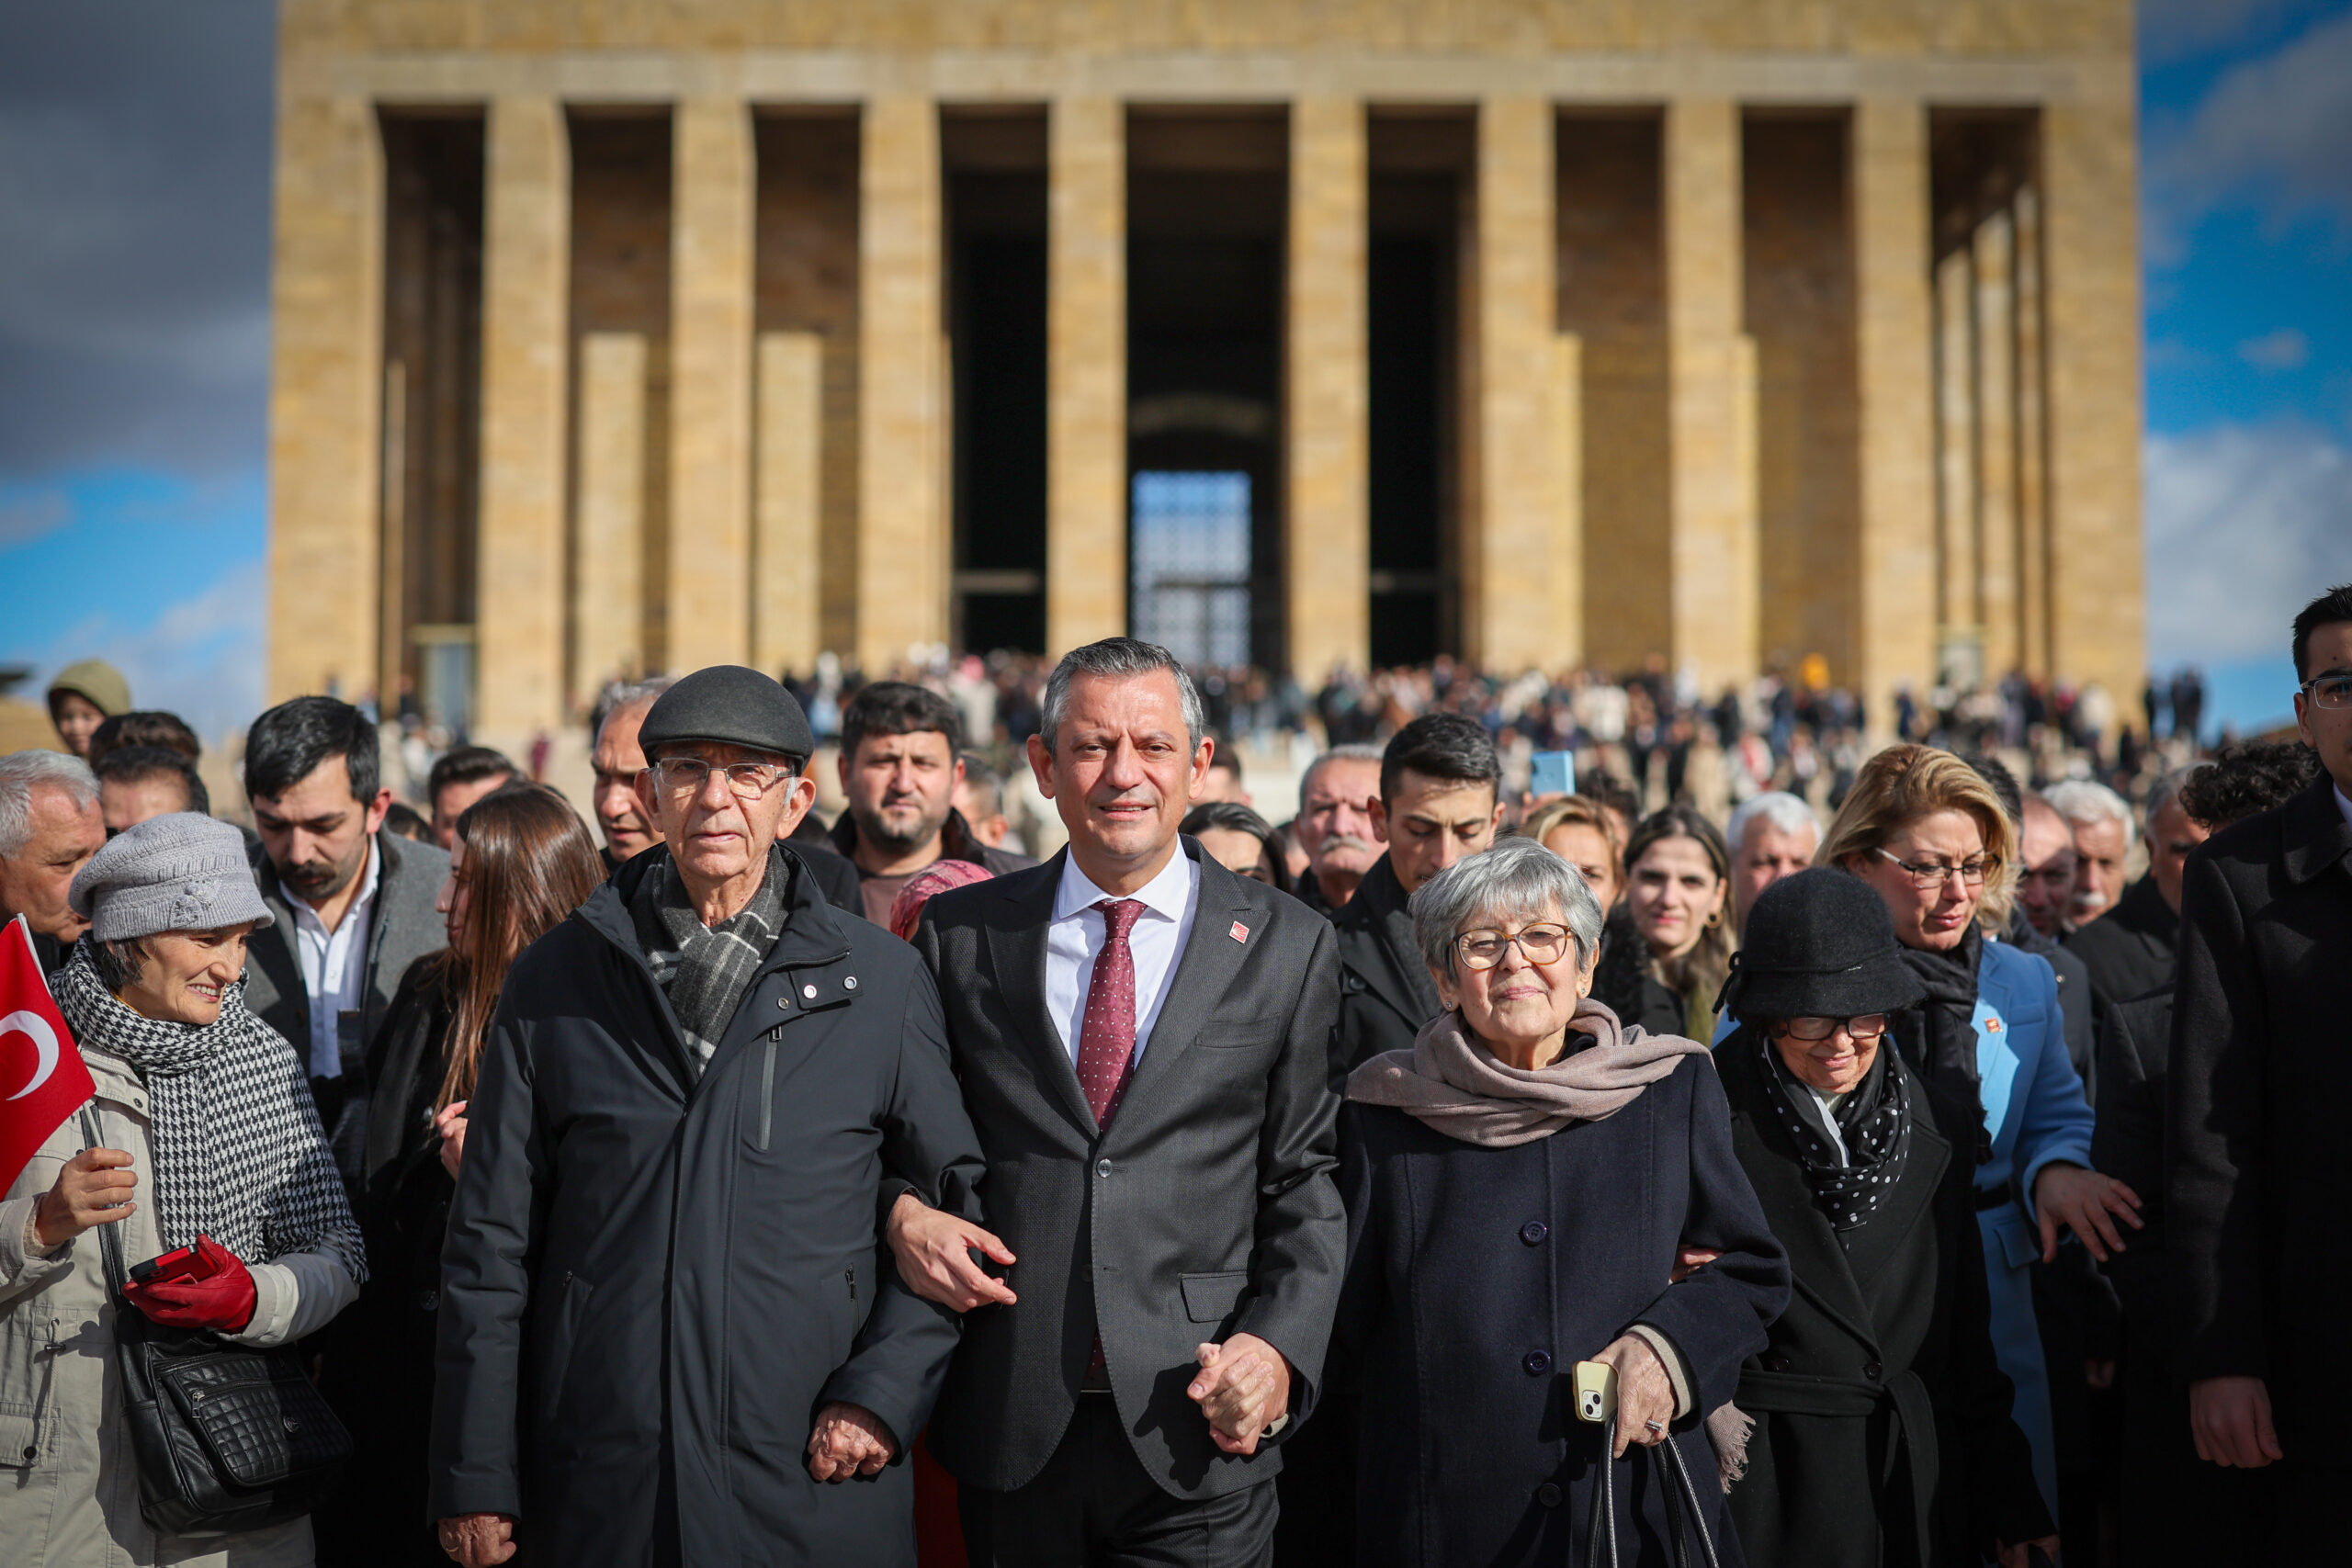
1330, 854, 1442, 1084
2064, 874, 2177, 1034
1335, 1051, 1790, 1568
429, 845, 989, 1566
2167, 773, 2352, 1463
1717, 1030, 2052, 1568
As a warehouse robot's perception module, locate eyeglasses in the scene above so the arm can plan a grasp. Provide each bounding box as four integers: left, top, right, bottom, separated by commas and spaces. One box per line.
1456, 922, 1575, 972
1776, 1015, 1889, 1043
651, 756, 795, 800
2300, 673, 2352, 710
1876, 847, 1998, 891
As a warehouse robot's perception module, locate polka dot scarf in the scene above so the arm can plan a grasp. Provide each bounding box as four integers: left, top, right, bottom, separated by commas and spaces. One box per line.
1757, 1026, 1912, 1231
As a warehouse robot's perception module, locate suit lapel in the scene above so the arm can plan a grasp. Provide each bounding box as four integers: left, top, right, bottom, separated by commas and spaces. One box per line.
1839, 1071, 1950, 1285
983, 852, 1099, 1134
1115, 845, 1261, 1116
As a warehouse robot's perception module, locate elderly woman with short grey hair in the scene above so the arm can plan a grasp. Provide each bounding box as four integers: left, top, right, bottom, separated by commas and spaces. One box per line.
1, 813, 363, 1567
1334, 837, 1789, 1566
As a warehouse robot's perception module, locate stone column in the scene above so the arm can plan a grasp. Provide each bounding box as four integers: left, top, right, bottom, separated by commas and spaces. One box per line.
2012, 183, 2051, 676
1665, 97, 1758, 692
754, 331, 824, 677
475, 97, 571, 742
858, 95, 946, 671
1975, 208, 2019, 675
1285, 96, 1367, 682
573, 333, 648, 694
1934, 245, 1978, 644
1047, 96, 1126, 658
1851, 99, 1938, 735
1467, 96, 1559, 671
668, 97, 756, 676
2042, 96, 2143, 718
1553, 334, 1585, 648
266, 96, 383, 705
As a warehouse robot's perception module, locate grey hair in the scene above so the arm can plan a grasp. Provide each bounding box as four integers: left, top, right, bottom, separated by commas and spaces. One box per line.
1037, 637, 1207, 758
1725, 791, 1818, 856
1299, 743, 1385, 817
2144, 765, 2198, 829
1409, 837, 1603, 982
2043, 778, 2136, 849
0, 750, 99, 858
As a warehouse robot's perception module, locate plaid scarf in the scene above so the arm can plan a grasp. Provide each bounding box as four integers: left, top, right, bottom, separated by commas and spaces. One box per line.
629, 846, 789, 1071
53, 942, 366, 1280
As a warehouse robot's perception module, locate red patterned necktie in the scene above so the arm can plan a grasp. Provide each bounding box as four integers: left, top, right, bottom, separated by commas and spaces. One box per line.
1076, 898, 1146, 1128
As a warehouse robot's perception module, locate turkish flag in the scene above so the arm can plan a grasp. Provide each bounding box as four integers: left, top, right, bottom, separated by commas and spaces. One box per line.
0, 916, 96, 1190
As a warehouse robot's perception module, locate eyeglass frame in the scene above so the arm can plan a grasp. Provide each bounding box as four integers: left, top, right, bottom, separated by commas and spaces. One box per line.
1874, 846, 1999, 891
2298, 671, 2352, 710
1770, 1015, 1890, 1043
1453, 921, 1579, 973
646, 751, 805, 801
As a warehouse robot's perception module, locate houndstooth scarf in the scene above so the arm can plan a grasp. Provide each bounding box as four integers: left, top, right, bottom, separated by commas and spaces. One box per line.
629, 846, 789, 1072
54, 942, 366, 1281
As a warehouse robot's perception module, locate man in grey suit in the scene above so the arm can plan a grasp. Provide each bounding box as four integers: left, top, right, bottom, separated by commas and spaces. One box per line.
892, 637, 1345, 1566
238, 695, 449, 1167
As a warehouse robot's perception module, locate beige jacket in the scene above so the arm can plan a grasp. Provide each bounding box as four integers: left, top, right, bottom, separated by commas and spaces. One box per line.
0, 1046, 360, 1567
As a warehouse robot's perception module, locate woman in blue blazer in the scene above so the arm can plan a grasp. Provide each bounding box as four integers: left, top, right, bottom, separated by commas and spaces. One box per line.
1812, 746, 2143, 1521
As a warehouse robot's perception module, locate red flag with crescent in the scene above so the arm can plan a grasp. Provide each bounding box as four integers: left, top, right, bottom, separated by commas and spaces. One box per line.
0, 916, 96, 1190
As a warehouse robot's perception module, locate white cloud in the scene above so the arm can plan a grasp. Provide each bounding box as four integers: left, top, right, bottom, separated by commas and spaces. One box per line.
0, 487, 69, 547
2146, 9, 2352, 253
2236, 327, 2312, 369
33, 557, 266, 741
2139, 0, 2305, 62
2145, 421, 2352, 666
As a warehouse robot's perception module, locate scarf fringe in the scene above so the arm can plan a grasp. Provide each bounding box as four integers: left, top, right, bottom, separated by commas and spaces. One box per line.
1703, 1402, 1754, 1492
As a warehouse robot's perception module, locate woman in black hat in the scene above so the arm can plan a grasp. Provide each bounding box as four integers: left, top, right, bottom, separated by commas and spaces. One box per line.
1716, 869, 2057, 1568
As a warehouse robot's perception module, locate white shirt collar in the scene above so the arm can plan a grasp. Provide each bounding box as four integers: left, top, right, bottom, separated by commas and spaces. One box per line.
1052, 842, 1196, 927
2335, 783, 2352, 834
286, 833, 381, 931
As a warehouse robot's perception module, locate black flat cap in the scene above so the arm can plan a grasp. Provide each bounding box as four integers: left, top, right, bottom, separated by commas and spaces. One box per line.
1718, 867, 1927, 1022
637, 665, 816, 761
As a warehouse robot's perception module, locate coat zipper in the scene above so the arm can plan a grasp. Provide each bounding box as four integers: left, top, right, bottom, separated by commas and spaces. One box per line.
756, 1039, 777, 1150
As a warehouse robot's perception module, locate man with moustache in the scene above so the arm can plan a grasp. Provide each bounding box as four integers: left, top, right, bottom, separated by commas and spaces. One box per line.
0, 749, 106, 974
831, 681, 1034, 926
240, 695, 448, 1157
1289, 744, 1383, 914
887, 637, 1344, 1567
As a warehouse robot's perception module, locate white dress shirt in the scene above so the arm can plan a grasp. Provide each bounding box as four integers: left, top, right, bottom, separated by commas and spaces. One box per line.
1044, 845, 1200, 1066
284, 839, 380, 1080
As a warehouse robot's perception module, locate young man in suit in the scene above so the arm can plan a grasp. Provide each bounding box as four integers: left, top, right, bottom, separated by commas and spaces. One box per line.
2169, 582, 2352, 1556
892, 637, 1345, 1566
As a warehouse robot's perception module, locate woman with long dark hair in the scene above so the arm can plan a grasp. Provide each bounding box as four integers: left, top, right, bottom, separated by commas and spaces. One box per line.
314, 784, 604, 1565
1593, 804, 1734, 1041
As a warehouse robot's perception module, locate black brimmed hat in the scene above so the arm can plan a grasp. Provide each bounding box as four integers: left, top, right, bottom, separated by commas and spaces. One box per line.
1717, 867, 1926, 1022
636, 665, 816, 763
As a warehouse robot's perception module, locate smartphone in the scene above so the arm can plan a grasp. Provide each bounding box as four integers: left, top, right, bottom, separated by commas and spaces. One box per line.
1530, 750, 1576, 798
129, 1240, 220, 1287
1573, 1360, 1619, 1425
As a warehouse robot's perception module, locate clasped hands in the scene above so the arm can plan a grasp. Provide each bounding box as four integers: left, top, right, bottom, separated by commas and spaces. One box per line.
888, 1195, 1291, 1450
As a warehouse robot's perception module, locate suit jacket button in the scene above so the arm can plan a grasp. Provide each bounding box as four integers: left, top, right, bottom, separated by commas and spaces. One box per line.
1863, 1359, 1883, 1381
1520, 1220, 1548, 1246
1095, 1158, 1113, 1178
1523, 1349, 1552, 1377
1535, 1482, 1563, 1508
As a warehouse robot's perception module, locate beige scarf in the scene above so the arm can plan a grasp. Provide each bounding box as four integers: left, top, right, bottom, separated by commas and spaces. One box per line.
1346, 998, 1709, 1147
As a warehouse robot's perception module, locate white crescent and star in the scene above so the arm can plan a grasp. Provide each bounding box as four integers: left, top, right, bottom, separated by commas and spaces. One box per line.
0, 1010, 61, 1101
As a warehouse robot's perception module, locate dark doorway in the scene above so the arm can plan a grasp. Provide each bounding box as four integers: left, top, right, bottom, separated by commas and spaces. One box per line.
1367, 112, 1471, 667
1127, 110, 1285, 670
945, 111, 1048, 654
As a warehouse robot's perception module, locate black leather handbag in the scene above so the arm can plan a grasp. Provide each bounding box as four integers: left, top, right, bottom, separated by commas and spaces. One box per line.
1586, 1412, 1724, 1568
92, 1134, 352, 1537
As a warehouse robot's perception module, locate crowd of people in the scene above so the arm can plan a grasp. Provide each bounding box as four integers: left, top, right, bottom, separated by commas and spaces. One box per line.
0, 586, 2342, 1568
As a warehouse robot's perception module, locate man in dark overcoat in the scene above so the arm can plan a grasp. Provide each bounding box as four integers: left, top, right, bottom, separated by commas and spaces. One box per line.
888, 637, 1346, 1566
430, 666, 987, 1567
2168, 583, 2352, 1557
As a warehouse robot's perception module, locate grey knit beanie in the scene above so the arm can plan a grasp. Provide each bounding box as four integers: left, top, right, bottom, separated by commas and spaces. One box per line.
69, 812, 275, 942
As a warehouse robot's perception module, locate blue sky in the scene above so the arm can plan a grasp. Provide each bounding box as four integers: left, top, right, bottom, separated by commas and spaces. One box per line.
0, 2, 2346, 741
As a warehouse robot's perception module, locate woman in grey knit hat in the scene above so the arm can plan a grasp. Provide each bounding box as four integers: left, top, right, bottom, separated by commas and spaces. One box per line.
0, 812, 364, 1568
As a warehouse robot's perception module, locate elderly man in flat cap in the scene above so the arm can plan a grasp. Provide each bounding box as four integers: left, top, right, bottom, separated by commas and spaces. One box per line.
431, 666, 988, 1568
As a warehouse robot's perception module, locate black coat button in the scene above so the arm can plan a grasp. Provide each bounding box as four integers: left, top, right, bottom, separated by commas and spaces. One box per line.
1523, 1349, 1552, 1377
1535, 1482, 1563, 1508
20, 1445, 33, 1461
1520, 1221, 1548, 1246
1767, 1352, 1793, 1372
1863, 1359, 1883, 1381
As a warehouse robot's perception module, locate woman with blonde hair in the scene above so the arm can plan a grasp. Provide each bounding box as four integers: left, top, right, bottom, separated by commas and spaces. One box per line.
1521, 793, 1623, 912
315, 784, 605, 1565
1815, 744, 2139, 1526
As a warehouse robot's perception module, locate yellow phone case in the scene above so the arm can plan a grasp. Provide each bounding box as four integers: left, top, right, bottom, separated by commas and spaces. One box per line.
1573, 1360, 1619, 1425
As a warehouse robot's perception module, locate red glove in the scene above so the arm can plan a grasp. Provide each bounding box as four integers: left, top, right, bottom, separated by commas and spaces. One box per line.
124, 1235, 257, 1334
